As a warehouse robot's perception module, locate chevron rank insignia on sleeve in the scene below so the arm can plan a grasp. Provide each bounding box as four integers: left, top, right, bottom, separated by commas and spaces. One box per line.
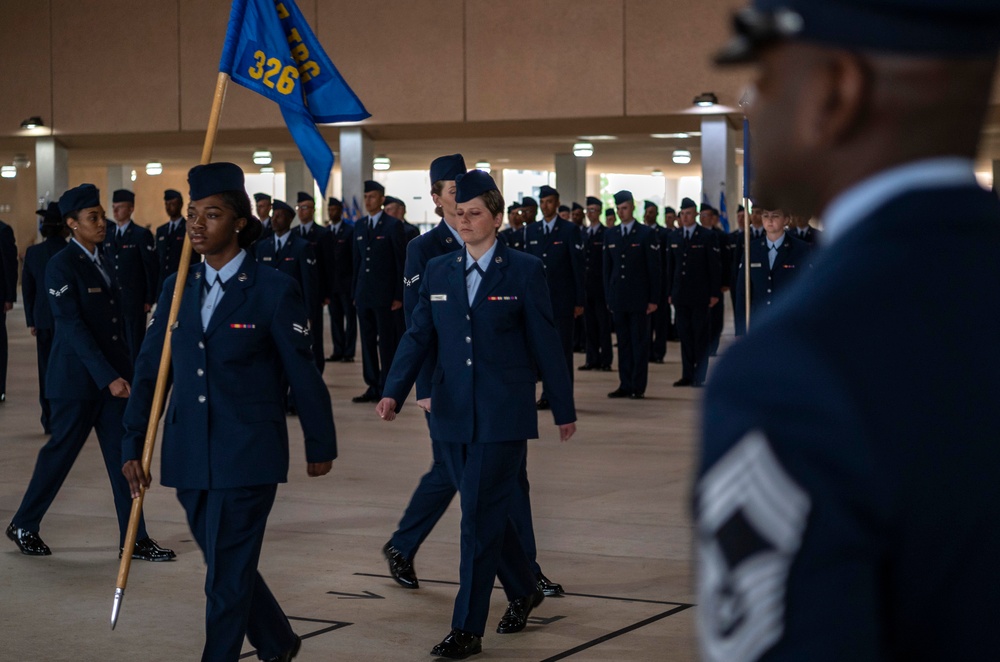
292, 322, 310, 336
48, 285, 69, 298
404, 273, 420, 287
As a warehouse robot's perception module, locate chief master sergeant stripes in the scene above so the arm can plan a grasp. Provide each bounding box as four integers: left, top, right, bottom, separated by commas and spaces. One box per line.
698, 1, 1000, 660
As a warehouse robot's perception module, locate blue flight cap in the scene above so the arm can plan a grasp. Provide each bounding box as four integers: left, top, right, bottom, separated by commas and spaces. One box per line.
164, 189, 182, 202
188, 162, 245, 201
613, 190, 634, 205
644, 200, 658, 211
558, 205, 570, 213
253, 192, 271, 203
58, 184, 101, 216
328, 197, 342, 207
539, 185, 559, 200
737, 204, 745, 212
272, 200, 294, 214
701, 203, 716, 212
507, 203, 521, 212
605, 208, 616, 217
571, 202, 583, 211
297, 191, 314, 203
680, 197, 698, 210
112, 189, 135, 204
664, 206, 677, 215
384, 196, 403, 207
430, 154, 467, 183
364, 180, 385, 194
716, 0, 1000, 64
455, 170, 499, 203
586, 196, 602, 207
521, 196, 538, 207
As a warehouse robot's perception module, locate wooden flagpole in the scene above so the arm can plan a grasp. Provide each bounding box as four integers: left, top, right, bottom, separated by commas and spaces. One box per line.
743, 197, 752, 332
111, 71, 231, 630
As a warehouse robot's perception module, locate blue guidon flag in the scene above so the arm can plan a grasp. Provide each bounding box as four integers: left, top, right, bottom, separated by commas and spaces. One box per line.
220, 0, 370, 194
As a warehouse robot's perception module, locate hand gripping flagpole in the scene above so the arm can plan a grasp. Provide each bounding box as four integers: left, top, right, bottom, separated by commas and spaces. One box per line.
111, 71, 230, 630
739, 90, 753, 333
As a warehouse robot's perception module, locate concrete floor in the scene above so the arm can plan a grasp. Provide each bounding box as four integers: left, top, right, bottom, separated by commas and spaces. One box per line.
0, 304, 712, 661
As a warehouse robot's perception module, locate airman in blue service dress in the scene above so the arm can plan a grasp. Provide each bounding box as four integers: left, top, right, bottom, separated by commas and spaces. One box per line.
733, 223, 811, 335
604, 191, 661, 399
156, 189, 194, 296
701, 204, 732, 357
21, 202, 67, 433
524, 185, 585, 409
7, 184, 173, 563
0, 217, 16, 403
352, 180, 407, 402
666, 198, 722, 386
123, 163, 336, 662
698, 2, 1000, 660
255, 200, 319, 320
291, 191, 328, 372
104, 189, 158, 365
580, 196, 613, 371
378, 170, 576, 659
321, 197, 356, 362
498, 202, 526, 250
254, 192, 275, 243
642, 200, 671, 363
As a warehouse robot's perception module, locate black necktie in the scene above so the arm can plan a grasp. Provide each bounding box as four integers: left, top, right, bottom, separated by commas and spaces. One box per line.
465, 263, 486, 277
204, 275, 226, 295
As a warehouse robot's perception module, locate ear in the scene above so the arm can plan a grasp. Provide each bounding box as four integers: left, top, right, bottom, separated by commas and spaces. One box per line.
797, 50, 870, 149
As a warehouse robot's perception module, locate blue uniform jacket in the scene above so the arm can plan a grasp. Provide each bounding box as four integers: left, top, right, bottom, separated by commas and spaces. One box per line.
583, 225, 607, 292
603, 223, 662, 313
294, 223, 329, 300
402, 220, 462, 400
665, 224, 723, 306
44, 241, 131, 399
0, 220, 16, 303
255, 233, 320, 320
352, 212, 407, 307
698, 185, 1000, 661
22, 236, 67, 330
155, 219, 191, 294
321, 222, 355, 296
383, 241, 576, 443
103, 222, 158, 310
122, 257, 336, 490
734, 234, 812, 332
524, 218, 585, 315
498, 226, 526, 251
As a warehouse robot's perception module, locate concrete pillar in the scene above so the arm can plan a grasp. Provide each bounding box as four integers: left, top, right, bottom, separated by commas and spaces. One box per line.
284, 159, 313, 203
35, 137, 68, 207
339, 127, 373, 215
700, 115, 740, 229
992, 159, 1000, 193
106, 164, 133, 206
554, 153, 586, 208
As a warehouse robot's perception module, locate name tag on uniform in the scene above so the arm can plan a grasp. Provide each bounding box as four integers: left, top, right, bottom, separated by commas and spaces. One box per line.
529, 240, 538, 245
608, 243, 617, 248
87, 287, 102, 293
158, 236, 165, 241
750, 262, 762, 268
357, 236, 363, 241
431, 294, 447, 301
671, 243, 679, 248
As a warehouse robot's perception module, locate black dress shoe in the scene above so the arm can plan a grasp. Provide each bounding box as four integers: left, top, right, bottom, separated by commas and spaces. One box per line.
607, 388, 631, 398
122, 537, 176, 561
430, 629, 482, 659
265, 635, 301, 662
7, 523, 51, 556
382, 542, 419, 589
341, 356, 355, 363
629, 392, 645, 399
536, 572, 563, 596
497, 589, 545, 633
599, 365, 613, 372
577, 364, 595, 371
352, 391, 377, 403
536, 398, 550, 410
673, 378, 693, 387
325, 354, 343, 362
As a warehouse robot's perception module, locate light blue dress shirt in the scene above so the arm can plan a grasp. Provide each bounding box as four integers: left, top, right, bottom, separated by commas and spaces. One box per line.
201, 250, 247, 330
767, 233, 785, 269
464, 241, 498, 304
73, 238, 111, 286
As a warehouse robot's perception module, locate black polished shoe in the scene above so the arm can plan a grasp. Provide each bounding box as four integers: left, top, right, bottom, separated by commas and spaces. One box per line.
536, 572, 563, 596
536, 398, 550, 410
497, 589, 545, 633
7, 523, 51, 556
577, 363, 595, 371
122, 537, 176, 561
265, 635, 301, 662
352, 391, 377, 403
607, 388, 631, 399
341, 356, 355, 363
430, 629, 482, 659
629, 392, 645, 400
673, 378, 693, 387
383, 542, 419, 589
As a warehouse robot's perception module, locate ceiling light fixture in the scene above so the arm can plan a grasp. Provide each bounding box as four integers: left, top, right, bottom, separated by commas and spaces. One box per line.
1, 165, 16, 179
475, 160, 491, 173
672, 150, 692, 165
651, 133, 691, 139
573, 142, 594, 158
130, 169, 137, 182
651, 169, 664, 177
373, 155, 391, 171
253, 150, 272, 165
260, 166, 275, 174
20, 116, 43, 129
145, 162, 163, 176
578, 135, 617, 141
693, 92, 718, 107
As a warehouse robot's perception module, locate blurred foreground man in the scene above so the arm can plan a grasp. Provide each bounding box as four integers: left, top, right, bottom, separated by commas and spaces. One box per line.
696, 2, 1000, 661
